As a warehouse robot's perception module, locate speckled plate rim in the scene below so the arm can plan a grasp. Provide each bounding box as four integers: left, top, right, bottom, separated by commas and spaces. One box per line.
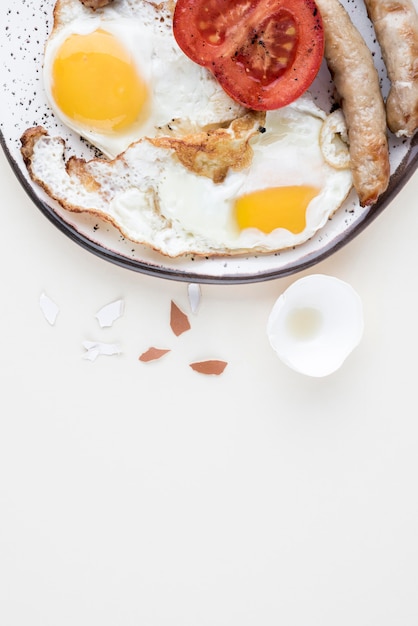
2, 130, 418, 284
3, 126, 417, 284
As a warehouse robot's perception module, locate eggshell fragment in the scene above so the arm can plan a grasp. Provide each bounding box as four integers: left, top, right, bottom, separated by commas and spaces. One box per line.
170, 300, 191, 336
83, 340, 121, 361
39, 292, 59, 326
267, 274, 364, 377
189, 360, 228, 375
139, 347, 171, 362
187, 283, 202, 314
95, 299, 124, 328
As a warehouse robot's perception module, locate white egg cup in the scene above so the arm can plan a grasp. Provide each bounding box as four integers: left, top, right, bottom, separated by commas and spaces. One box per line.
267, 274, 364, 377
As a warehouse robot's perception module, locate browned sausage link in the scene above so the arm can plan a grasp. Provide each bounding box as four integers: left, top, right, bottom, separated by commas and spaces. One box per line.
364, 0, 418, 137
315, 0, 390, 206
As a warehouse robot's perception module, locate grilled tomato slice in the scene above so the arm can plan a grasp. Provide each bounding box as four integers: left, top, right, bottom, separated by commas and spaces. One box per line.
173, 0, 324, 110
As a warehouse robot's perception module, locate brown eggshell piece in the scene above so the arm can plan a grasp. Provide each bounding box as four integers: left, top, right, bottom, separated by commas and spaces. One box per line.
170, 301, 191, 336
189, 360, 228, 375
139, 347, 171, 362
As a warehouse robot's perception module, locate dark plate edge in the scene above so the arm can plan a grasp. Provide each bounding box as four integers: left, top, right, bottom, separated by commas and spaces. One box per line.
1, 129, 418, 285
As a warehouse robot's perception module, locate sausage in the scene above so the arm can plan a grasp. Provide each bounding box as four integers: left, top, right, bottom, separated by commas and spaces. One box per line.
314, 0, 390, 206
363, 0, 418, 137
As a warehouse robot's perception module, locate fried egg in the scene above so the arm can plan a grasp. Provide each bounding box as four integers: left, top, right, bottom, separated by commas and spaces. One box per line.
43, 0, 245, 158
153, 99, 353, 252
22, 97, 353, 257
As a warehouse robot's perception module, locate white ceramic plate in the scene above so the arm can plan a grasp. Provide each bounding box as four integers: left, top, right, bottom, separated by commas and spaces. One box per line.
1, 0, 417, 284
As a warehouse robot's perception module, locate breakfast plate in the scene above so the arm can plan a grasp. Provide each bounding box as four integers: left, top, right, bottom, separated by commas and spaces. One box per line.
1, 0, 417, 284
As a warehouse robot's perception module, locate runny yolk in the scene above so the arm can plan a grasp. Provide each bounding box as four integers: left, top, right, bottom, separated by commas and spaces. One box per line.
234, 185, 319, 234
52, 29, 148, 132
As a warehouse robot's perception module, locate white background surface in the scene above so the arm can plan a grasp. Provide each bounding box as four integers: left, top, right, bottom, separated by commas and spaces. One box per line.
1, 144, 418, 624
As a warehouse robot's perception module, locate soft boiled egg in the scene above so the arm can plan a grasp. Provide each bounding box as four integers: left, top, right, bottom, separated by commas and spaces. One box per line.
267, 274, 364, 377
21, 96, 352, 257
43, 0, 245, 158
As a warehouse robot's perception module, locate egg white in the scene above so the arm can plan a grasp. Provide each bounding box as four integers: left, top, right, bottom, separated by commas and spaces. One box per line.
43, 0, 246, 158
26, 97, 353, 257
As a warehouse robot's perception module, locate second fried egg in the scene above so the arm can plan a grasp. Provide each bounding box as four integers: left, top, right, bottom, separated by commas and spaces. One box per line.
151, 101, 353, 252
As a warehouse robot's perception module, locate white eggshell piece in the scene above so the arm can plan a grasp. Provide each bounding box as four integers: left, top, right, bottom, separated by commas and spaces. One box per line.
39, 292, 60, 326
95, 299, 125, 328
267, 274, 364, 377
82, 341, 121, 362
187, 283, 202, 315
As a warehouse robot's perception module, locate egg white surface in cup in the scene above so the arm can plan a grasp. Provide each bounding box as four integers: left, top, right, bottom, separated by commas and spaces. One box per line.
267, 274, 364, 377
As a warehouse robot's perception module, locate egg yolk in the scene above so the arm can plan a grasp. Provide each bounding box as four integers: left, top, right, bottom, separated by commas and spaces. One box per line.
235, 185, 319, 234
52, 29, 148, 132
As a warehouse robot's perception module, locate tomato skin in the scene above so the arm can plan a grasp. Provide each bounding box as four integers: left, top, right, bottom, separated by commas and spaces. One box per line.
173, 0, 324, 111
